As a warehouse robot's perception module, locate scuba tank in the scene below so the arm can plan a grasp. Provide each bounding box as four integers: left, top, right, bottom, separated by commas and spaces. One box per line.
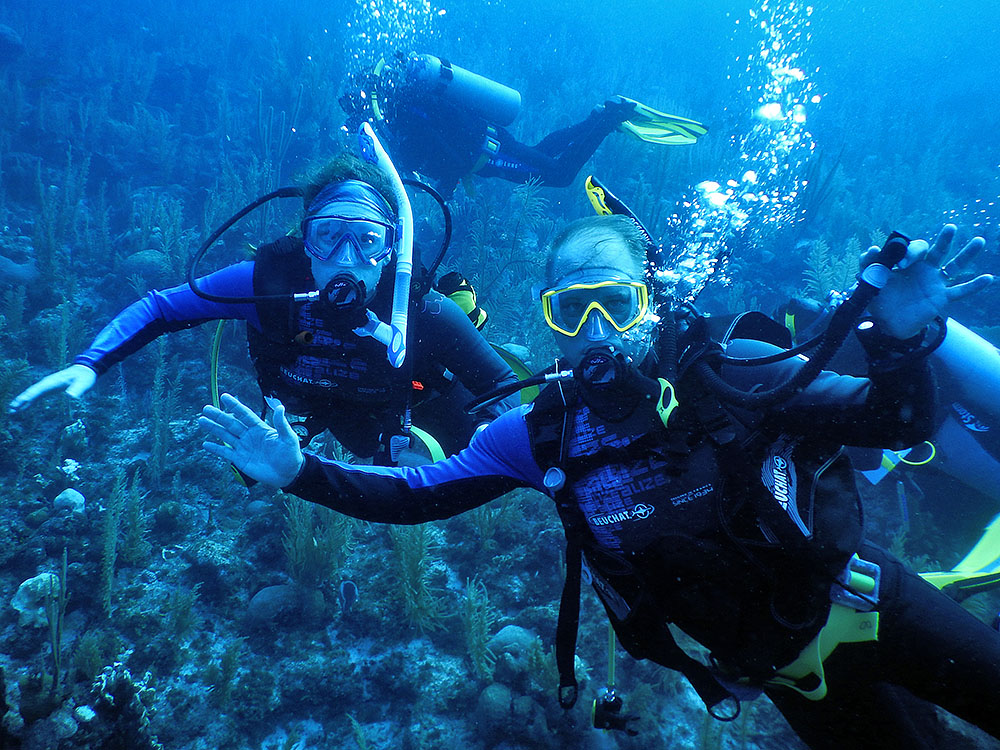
403, 53, 522, 126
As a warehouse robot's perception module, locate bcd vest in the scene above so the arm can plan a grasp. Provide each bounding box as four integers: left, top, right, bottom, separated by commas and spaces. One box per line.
526, 349, 864, 702
247, 237, 410, 414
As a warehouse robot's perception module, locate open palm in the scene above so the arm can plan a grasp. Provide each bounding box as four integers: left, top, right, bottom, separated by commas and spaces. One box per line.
866, 225, 991, 339
199, 393, 304, 487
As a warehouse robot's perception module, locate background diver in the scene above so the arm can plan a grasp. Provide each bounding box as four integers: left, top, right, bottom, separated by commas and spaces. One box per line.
199, 207, 1000, 749
341, 51, 708, 196
10, 136, 519, 464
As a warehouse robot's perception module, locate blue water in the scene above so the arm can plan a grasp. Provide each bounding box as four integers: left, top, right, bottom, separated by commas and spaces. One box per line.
1, 0, 999, 748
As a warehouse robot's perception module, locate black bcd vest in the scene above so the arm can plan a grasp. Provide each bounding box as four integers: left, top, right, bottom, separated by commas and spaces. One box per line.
527, 318, 864, 711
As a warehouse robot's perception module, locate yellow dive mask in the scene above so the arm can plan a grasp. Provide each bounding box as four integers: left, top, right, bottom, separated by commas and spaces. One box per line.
541, 280, 649, 337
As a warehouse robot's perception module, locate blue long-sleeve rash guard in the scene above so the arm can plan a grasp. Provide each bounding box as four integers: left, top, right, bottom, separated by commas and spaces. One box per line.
285, 338, 935, 522
75, 263, 258, 376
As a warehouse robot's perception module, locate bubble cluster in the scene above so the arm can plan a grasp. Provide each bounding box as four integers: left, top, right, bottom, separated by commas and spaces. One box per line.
346, 0, 443, 74
659, 1, 819, 304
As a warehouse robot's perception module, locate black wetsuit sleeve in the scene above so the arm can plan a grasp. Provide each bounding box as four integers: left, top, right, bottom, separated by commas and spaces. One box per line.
284, 406, 544, 523
416, 292, 520, 415
721, 338, 936, 448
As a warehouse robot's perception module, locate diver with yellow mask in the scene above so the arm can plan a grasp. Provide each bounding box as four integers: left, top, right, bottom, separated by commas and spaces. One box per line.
200, 179, 1000, 747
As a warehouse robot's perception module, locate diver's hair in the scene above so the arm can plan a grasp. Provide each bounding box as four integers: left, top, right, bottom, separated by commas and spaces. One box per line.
298, 153, 400, 216
545, 215, 648, 286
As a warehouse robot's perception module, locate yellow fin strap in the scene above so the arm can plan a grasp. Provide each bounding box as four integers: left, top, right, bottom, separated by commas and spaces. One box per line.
410, 425, 446, 463
899, 441, 935, 466
770, 604, 879, 701
657, 379, 679, 429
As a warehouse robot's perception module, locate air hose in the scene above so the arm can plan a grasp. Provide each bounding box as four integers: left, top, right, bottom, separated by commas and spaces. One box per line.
694, 232, 910, 409
464, 364, 573, 414
188, 186, 304, 304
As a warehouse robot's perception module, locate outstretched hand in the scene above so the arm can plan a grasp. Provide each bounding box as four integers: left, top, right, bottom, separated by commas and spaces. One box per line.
199, 393, 304, 487
8, 364, 98, 413
865, 224, 992, 339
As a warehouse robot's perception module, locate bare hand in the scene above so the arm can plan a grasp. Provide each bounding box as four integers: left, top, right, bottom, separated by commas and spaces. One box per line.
199, 393, 305, 487
864, 224, 992, 339
8, 364, 98, 413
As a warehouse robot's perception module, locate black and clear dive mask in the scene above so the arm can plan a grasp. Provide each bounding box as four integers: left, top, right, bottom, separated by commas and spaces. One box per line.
541, 280, 649, 338
302, 215, 396, 265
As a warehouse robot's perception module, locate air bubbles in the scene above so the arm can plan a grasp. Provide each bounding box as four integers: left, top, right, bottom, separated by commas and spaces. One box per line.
757, 102, 783, 120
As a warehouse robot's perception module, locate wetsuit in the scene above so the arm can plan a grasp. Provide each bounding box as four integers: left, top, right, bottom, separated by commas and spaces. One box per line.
282, 336, 1000, 749
76, 238, 518, 458
376, 89, 630, 195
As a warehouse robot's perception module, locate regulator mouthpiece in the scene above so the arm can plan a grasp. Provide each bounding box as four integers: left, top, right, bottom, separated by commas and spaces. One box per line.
577, 348, 628, 389
320, 275, 367, 313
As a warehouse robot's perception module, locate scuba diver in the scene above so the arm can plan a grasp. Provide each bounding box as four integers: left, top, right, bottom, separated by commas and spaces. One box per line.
341, 52, 708, 196
10, 126, 519, 463
776, 227, 1000, 600
200, 200, 1000, 748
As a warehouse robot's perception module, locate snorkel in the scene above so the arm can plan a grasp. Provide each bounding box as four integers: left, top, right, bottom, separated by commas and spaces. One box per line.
353, 122, 413, 368
187, 123, 414, 368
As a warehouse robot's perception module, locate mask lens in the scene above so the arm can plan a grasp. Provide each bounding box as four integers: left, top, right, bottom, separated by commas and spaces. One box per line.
543, 281, 647, 337
303, 216, 394, 263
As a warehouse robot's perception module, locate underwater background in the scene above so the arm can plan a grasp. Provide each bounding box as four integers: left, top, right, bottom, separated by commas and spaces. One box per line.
1, 0, 1000, 748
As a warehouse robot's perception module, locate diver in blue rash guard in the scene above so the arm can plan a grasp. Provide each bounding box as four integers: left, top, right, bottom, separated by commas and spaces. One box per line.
10, 152, 518, 461
201, 214, 1000, 748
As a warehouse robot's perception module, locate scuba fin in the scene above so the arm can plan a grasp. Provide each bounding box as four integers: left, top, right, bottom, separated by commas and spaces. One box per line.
920, 515, 1000, 600
436, 271, 488, 330
616, 96, 709, 146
